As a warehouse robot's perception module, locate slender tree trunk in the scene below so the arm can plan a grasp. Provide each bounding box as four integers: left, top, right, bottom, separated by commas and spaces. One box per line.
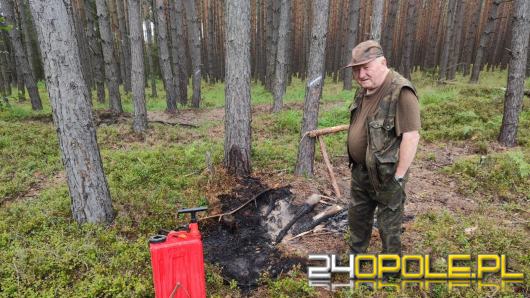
129, 0, 147, 133
382, 0, 399, 66
95, 0, 123, 113
402, 0, 417, 80
143, 1, 157, 98
439, 0, 457, 81
470, 0, 502, 83
370, 0, 383, 42
84, 0, 106, 103
224, 0, 252, 176
1, 0, 42, 110
174, 0, 188, 103
154, 0, 178, 113
462, 0, 484, 76
271, 0, 291, 113
183, 0, 202, 108
168, 0, 183, 104
295, 0, 329, 176
343, 0, 360, 90
447, 0, 464, 80
207, 0, 215, 84
29, 0, 114, 224
499, 0, 530, 146
116, 0, 131, 93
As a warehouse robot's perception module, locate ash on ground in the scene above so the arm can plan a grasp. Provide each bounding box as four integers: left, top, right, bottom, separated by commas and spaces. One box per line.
201, 177, 344, 290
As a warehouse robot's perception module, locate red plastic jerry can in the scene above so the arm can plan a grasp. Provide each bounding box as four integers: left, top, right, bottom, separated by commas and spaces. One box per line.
149, 207, 208, 298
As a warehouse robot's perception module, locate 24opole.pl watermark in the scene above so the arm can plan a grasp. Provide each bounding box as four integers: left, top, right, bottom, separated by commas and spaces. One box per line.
307, 254, 524, 291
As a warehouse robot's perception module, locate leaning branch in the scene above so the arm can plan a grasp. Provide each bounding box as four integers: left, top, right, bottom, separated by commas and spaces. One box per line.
307, 124, 349, 137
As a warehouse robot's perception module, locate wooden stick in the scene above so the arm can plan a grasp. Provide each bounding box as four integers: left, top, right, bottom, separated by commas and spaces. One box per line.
307, 124, 349, 137
198, 188, 274, 222
318, 136, 341, 198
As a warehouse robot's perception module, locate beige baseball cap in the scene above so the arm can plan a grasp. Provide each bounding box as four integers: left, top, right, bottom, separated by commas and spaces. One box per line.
343, 40, 384, 68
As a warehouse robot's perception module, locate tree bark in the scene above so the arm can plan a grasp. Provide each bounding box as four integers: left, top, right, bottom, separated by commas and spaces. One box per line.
183, 0, 202, 108
116, 0, 131, 93
271, 0, 291, 113
295, 0, 329, 177
470, 0, 502, 83
84, 0, 106, 103
154, 0, 178, 113
174, 0, 189, 102
462, 0, 483, 76
168, 0, 183, 104
224, 0, 252, 177
370, 0, 383, 42
439, 0, 457, 81
95, 0, 123, 113
499, 0, 530, 146
343, 0, 360, 90
29, 0, 114, 224
143, 0, 157, 98
1, 0, 42, 110
402, 0, 417, 80
382, 0, 399, 66
129, 0, 148, 132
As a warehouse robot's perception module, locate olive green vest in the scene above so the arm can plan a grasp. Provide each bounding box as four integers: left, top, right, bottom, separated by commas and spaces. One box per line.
348, 70, 417, 191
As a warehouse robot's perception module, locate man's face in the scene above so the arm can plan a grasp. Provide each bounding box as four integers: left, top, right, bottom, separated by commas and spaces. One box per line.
352, 58, 387, 91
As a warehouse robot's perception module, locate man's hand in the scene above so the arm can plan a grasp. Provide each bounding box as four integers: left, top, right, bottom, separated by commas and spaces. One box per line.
395, 131, 420, 178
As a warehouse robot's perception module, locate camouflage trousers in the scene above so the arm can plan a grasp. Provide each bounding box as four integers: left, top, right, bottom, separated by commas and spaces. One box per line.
348, 162, 406, 255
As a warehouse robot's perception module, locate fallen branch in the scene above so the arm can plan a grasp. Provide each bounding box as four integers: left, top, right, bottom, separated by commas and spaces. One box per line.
149, 120, 198, 128
199, 188, 276, 222
318, 136, 341, 198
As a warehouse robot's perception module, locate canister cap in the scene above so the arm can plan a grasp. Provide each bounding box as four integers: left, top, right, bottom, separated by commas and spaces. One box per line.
149, 234, 167, 244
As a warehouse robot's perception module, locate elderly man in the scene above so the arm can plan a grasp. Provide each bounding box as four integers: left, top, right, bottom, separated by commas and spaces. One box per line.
344, 40, 420, 255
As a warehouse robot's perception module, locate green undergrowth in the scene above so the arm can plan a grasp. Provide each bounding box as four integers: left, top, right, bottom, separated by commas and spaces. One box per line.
444, 150, 530, 201
411, 210, 529, 296
1, 70, 529, 296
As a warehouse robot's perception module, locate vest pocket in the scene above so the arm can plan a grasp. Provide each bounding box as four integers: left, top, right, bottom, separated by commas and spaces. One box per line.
368, 119, 394, 152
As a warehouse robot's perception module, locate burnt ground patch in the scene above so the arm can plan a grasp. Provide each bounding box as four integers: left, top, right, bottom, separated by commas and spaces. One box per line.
201, 177, 306, 291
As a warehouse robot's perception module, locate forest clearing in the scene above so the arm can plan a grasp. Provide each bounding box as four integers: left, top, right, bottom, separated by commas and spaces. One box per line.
1, 0, 530, 297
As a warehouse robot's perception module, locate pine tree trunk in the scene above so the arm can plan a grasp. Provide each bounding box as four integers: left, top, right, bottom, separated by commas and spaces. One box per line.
183, 0, 202, 108
402, 0, 417, 80
224, 0, 252, 177
370, 0, 383, 42
84, 0, 106, 103
207, 0, 215, 83
168, 0, 182, 104
129, 0, 147, 133
271, 0, 291, 113
116, 0, 131, 93
382, 0, 399, 65
343, 0, 360, 90
447, 0, 465, 80
462, 0, 483, 76
470, 0, 502, 83
439, 0, 457, 81
143, 1, 157, 98
95, 0, 123, 113
29, 0, 114, 224
295, 0, 329, 177
498, 0, 530, 146
154, 0, 178, 113
175, 0, 189, 102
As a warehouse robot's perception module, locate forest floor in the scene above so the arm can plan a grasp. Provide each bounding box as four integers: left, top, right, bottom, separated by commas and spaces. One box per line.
0, 71, 529, 297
